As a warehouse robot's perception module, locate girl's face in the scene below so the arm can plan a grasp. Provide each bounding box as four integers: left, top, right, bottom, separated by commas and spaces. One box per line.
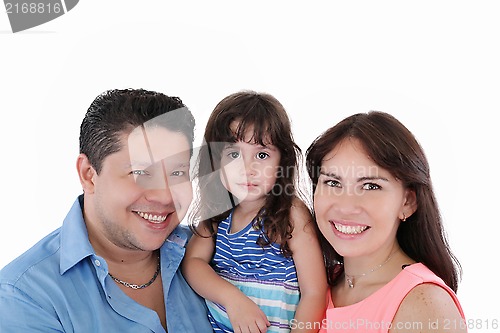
219, 124, 281, 206
313, 138, 416, 259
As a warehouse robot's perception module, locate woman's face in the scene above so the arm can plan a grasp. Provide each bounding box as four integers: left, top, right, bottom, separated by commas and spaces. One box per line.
313, 138, 415, 259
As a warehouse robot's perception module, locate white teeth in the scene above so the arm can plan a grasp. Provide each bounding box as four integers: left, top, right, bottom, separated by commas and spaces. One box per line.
334, 223, 368, 235
137, 211, 167, 223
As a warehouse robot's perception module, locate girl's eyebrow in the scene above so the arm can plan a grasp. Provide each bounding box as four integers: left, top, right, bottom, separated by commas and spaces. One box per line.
261, 144, 277, 151
319, 171, 389, 182
223, 142, 277, 151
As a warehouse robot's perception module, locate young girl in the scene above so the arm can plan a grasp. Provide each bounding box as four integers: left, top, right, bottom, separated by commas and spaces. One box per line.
306, 111, 466, 332
182, 91, 327, 333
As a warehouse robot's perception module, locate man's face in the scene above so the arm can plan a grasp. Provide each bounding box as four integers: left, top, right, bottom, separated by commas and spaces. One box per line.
88, 126, 192, 252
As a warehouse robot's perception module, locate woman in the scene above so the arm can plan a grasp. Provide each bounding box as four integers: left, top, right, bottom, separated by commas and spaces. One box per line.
306, 111, 466, 332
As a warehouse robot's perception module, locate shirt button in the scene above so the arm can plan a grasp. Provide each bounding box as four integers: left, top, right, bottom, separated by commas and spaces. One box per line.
95, 259, 101, 266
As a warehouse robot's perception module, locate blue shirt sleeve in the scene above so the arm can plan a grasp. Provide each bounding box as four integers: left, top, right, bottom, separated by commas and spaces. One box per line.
0, 283, 64, 332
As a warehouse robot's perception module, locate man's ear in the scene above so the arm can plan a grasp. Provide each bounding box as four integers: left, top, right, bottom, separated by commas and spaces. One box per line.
400, 189, 418, 221
76, 153, 96, 194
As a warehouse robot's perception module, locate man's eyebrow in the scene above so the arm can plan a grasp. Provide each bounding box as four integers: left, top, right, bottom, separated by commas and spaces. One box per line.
126, 161, 151, 168
222, 143, 237, 150
127, 160, 190, 168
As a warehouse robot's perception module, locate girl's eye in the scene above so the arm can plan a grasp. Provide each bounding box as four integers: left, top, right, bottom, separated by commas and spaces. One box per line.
171, 170, 185, 177
362, 183, 381, 190
256, 152, 269, 160
324, 180, 341, 188
131, 170, 150, 176
228, 151, 241, 159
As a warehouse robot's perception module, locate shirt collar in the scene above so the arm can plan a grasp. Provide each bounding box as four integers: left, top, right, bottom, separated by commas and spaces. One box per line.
59, 195, 95, 275
165, 224, 190, 248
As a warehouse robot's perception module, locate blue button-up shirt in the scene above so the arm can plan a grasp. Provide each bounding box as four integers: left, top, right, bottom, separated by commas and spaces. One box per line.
0, 196, 213, 332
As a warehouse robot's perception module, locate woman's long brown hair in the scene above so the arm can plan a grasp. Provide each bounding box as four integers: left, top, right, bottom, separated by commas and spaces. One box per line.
306, 111, 462, 292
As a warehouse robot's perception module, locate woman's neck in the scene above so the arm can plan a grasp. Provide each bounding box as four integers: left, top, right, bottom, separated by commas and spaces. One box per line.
343, 244, 400, 277
340, 243, 416, 290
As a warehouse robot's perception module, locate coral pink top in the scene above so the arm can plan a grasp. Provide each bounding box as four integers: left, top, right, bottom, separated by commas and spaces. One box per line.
319, 263, 465, 332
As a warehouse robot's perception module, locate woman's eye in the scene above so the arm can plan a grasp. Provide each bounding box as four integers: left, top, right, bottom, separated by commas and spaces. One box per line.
256, 152, 269, 160
131, 170, 149, 176
324, 180, 341, 188
363, 183, 381, 190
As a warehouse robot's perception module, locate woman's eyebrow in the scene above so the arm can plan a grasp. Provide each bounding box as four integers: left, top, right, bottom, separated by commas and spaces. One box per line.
319, 171, 389, 182
319, 171, 340, 179
358, 176, 389, 182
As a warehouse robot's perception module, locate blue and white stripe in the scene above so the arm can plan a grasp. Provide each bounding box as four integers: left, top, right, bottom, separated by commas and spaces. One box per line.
208, 212, 300, 332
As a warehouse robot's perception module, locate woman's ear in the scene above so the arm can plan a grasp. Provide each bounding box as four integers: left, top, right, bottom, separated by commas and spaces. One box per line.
400, 189, 417, 221
76, 153, 96, 194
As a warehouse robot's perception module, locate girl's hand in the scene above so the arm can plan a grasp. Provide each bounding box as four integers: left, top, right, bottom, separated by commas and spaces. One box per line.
226, 294, 270, 333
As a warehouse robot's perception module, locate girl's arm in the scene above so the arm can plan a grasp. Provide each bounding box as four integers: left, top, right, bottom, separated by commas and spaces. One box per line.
390, 283, 467, 333
288, 200, 329, 333
181, 222, 270, 333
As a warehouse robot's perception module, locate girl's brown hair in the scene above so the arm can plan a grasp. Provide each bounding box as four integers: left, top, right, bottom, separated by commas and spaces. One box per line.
189, 91, 303, 257
306, 111, 461, 292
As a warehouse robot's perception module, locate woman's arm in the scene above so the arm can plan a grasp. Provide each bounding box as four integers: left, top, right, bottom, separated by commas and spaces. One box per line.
181, 222, 270, 333
391, 283, 467, 333
288, 201, 328, 333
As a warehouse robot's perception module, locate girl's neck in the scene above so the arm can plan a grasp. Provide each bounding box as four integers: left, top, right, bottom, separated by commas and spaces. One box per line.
235, 198, 265, 218
231, 201, 264, 233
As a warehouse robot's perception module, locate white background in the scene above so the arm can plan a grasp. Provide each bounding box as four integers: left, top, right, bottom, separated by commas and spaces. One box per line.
1, 1, 498, 330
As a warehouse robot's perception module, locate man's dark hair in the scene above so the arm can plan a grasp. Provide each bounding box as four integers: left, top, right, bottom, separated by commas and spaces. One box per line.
79, 88, 195, 174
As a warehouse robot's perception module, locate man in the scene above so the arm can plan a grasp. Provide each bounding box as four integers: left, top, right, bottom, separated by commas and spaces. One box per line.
0, 89, 213, 332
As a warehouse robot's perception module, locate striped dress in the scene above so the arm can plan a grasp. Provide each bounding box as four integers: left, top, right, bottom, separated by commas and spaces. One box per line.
207, 212, 300, 333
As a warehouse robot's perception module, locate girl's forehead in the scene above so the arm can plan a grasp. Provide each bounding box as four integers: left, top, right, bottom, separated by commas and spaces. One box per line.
229, 120, 273, 145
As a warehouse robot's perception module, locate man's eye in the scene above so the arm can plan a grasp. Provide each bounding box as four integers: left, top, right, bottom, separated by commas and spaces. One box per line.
362, 183, 381, 190
131, 170, 150, 176
256, 152, 269, 160
171, 170, 186, 177
228, 151, 241, 159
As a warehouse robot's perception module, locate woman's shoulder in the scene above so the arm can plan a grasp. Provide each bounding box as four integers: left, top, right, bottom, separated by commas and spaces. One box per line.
390, 264, 466, 332
391, 283, 466, 332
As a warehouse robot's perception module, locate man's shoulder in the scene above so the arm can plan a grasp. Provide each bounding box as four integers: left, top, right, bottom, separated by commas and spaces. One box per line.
0, 228, 62, 286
